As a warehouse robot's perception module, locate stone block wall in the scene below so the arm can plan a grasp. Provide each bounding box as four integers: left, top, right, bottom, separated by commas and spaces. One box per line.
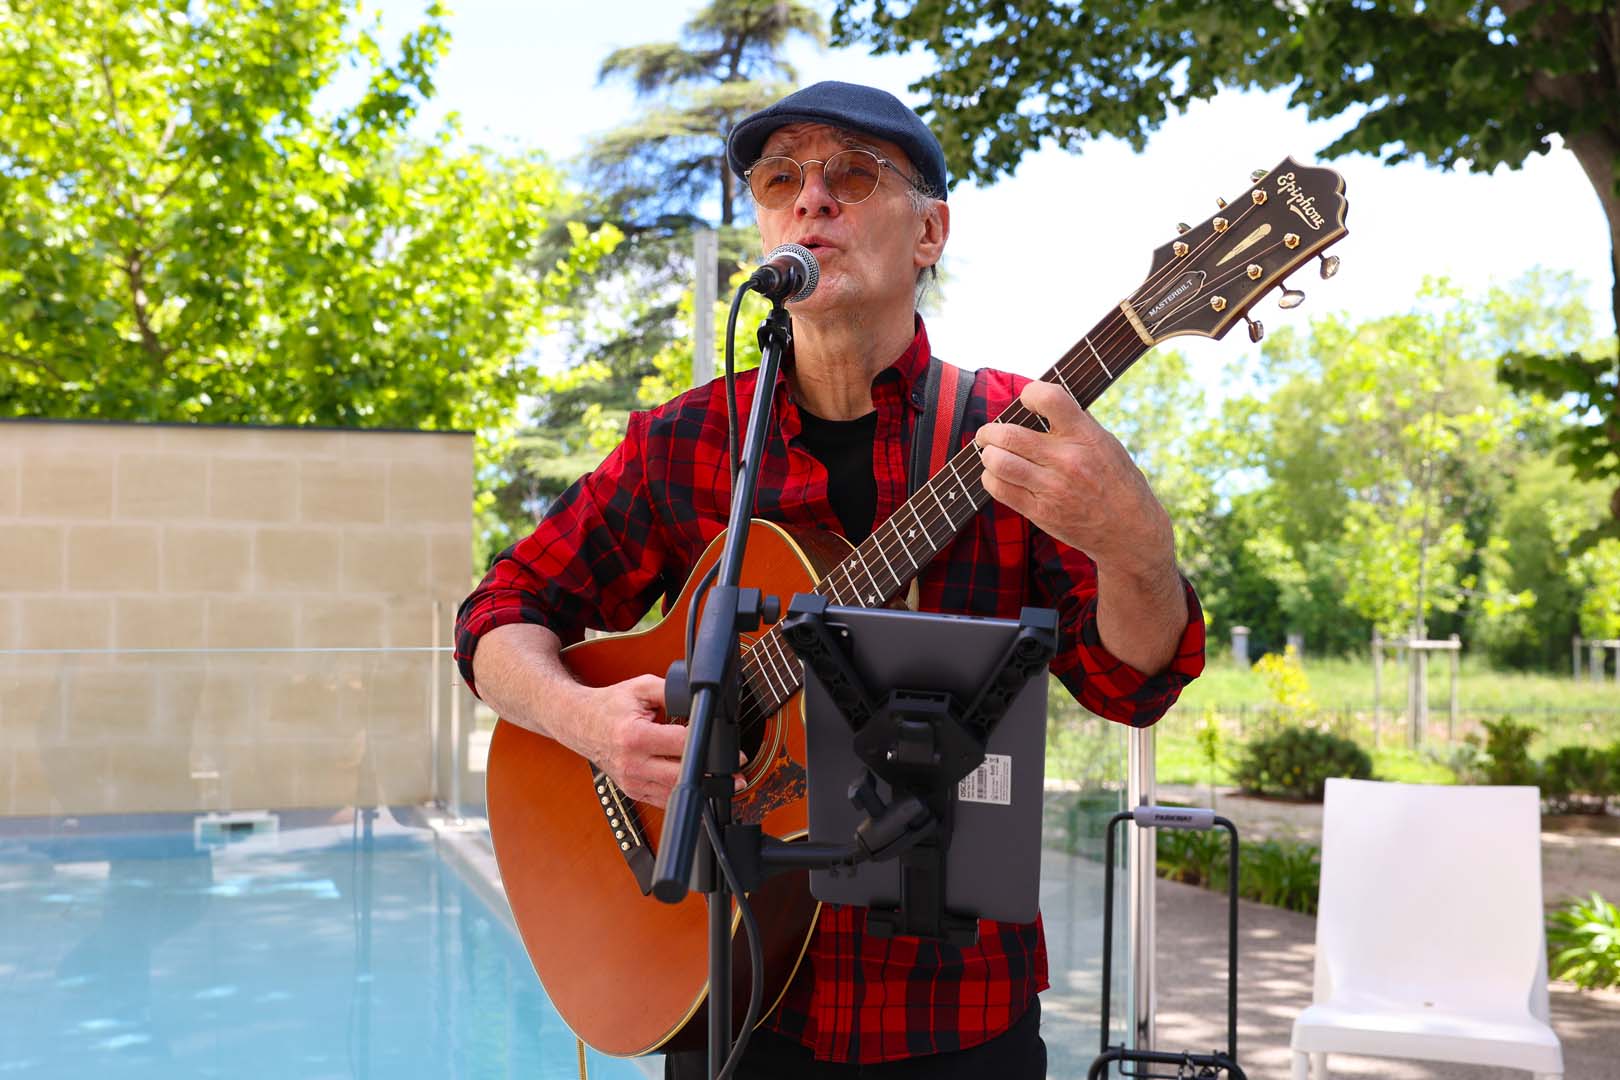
0, 419, 474, 816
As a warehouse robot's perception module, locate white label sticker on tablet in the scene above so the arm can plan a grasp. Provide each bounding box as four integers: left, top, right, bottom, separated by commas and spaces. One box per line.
957, 754, 1012, 806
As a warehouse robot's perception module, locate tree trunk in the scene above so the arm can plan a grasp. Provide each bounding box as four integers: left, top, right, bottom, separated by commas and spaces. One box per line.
1564, 131, 1620, 353
1564, 131, 1620, 523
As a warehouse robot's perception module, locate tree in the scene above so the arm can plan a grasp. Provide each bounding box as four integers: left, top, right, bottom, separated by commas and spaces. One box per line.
1208, 274, 1602, 661
0, 0, 616, 435
495, 0, 823, 530
831, 0, 1620, 520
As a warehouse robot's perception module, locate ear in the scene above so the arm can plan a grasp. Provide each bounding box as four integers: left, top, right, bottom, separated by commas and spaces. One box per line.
913, 199, 949, 272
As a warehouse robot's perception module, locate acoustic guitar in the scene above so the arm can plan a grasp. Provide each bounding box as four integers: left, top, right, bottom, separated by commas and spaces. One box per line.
486, 157, 1350, 1056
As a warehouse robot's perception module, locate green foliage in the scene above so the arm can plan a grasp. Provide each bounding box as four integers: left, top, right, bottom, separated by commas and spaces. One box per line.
1157, 827, 1230, 890
1540, 745, 1615, 814
0, 0, 615, 436
1469, 455, 1612, 668
1577, 539, 1620, 639
1157, 828, 1320, 915
1481, 716, 1540, 787
1547, 893, 1620, 990
1241, 837, 1321, 916
1233, 727, 1373, 801
1371, 745, 1464, 786
1500, 349, 1620, 542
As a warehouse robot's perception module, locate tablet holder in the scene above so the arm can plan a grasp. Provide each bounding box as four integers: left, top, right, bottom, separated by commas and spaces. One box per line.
777, 595, 1057, 945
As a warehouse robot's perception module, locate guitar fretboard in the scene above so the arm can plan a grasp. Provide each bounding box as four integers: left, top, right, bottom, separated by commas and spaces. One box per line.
735, 310, 1151, 727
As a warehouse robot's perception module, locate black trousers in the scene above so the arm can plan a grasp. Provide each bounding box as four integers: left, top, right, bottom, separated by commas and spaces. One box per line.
662, 997, 1045, 1080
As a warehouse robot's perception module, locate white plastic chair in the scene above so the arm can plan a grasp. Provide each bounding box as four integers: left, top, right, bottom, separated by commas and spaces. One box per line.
1289, 778, 1563, 1079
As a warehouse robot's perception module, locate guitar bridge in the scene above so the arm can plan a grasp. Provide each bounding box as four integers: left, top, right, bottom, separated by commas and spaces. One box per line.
589, 763, 655, 895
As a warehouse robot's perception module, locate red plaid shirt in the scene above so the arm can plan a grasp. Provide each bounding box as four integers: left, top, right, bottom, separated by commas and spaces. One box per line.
456, 319, 1205, 1064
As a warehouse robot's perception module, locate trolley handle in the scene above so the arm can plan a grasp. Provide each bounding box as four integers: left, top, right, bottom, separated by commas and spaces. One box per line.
1131, 805, 1217, 830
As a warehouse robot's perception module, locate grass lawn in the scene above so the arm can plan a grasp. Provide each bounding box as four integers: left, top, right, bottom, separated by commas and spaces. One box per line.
1046, 656, 1620, 786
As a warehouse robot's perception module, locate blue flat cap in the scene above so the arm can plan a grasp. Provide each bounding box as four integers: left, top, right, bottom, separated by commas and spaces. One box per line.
726, 81, 948, 201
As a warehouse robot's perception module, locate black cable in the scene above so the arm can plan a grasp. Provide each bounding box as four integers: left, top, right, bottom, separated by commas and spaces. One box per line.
703, 804, 765, 1080
724, 282, 749, 486
685, 560, 721, 669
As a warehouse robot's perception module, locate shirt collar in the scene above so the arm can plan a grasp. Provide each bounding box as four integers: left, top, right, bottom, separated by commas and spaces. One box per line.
773, 316, 934, 429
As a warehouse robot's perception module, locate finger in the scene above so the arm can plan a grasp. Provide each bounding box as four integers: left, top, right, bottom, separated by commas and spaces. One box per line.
979, 441, 1051, 497
1019, 380, 1094, 437
974, 420, 1058, 468
634, 757, 695, 798
979, 453, 1039, 517
630, 717, 690, 758
627, 674, 667, 706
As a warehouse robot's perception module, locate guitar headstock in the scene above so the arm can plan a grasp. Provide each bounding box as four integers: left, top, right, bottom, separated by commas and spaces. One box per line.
1122, 157, 1348, 344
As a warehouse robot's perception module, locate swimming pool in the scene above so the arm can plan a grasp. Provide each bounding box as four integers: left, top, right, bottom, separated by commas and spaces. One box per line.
0, 809, 647, 1079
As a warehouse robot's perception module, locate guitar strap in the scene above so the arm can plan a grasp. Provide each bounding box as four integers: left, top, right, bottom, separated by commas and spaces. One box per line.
902, 355, 973, 611
908, 354, 975, 497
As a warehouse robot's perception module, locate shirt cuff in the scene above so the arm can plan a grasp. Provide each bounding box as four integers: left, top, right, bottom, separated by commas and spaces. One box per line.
1071, 577, 1206, 728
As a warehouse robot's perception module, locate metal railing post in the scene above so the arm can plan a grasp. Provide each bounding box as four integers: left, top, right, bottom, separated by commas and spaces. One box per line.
1127, 723, 1156, 1054
450, 668, 463, 821
430, 601, 442, 808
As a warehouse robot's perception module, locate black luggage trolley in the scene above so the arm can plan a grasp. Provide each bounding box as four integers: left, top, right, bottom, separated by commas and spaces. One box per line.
1088, 806, 1248, 1080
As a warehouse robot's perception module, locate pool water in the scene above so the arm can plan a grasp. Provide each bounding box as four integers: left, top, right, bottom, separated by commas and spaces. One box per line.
0, 811, 647, 1079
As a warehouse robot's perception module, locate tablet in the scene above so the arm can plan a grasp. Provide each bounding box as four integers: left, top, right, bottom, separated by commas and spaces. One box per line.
799, 605, 1049, 925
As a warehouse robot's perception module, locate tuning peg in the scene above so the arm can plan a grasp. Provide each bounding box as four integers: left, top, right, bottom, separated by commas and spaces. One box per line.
1250, 168, 1269, 181
1176, 222, 1191, 235
1318, 254, 1341, 279
1215, 196, 1227, 209
1277, 286, 1306, 310
1245, 315, 1264, 343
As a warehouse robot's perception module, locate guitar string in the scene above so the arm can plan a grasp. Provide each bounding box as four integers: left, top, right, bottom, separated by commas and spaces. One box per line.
730, 212, 1304, 733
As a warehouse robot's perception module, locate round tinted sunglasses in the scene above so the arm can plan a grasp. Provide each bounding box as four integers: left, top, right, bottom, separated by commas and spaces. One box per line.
744, 148, 926, 209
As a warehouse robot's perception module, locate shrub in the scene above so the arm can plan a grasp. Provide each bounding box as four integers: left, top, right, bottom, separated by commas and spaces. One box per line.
1252, 645, 1315, 712
1480, 716, 1539, 786
1233, 727, 1373, 801
1156, 830, 1321, 916
1157, 828, 1230, 890
1547, 893, 1620, 990
1540, 746, 1614, 814
1240, 837, 1321, 916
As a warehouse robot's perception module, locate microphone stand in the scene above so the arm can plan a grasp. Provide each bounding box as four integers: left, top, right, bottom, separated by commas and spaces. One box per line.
651, 290, 794, 1079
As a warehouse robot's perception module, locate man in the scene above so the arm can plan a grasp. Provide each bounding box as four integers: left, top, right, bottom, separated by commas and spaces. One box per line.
456, 81, 1204, 1078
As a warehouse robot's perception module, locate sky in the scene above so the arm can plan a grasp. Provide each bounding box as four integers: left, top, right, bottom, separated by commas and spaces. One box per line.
353, 0, 1615, 393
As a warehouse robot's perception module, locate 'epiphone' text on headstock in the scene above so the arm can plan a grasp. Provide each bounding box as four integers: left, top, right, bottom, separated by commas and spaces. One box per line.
1275, 171, 1327, 231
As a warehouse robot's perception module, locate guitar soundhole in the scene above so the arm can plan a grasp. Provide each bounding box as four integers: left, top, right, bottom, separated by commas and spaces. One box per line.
740, 712, 767, 772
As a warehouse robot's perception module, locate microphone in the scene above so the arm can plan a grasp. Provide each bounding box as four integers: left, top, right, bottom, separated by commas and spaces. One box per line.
747, 243, 820, 303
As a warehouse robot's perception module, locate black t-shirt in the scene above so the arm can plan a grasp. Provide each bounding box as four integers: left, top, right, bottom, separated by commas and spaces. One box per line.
795, 408, 878, 542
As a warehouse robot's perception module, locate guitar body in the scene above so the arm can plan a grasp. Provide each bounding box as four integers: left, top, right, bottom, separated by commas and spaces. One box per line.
486, 520, 853, 1056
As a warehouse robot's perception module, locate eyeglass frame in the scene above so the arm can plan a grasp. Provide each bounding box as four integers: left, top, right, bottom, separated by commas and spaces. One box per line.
742, 147, 929, 209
